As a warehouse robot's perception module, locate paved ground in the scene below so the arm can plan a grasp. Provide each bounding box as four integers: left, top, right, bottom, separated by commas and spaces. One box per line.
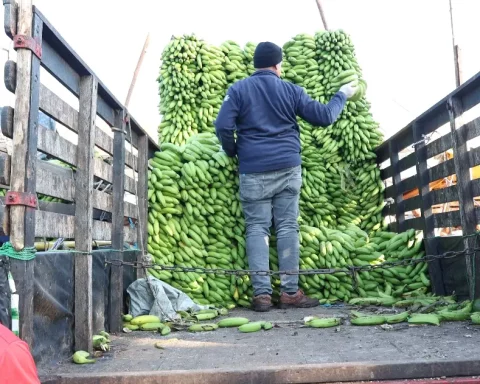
39, 306, 480, 377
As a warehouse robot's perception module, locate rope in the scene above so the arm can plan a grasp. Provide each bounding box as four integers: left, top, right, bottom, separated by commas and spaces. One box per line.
0, 242, 36, 261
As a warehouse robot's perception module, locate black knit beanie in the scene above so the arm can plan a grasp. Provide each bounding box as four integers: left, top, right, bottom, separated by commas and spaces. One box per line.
253, 42, 283, 69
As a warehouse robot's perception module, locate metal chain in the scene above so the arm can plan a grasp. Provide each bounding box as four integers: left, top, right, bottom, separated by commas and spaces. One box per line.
104, 245, 480, 277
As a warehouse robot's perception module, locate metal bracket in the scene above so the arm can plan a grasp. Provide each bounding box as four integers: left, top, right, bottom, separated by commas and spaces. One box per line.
5, 191, 38, 208
13, 34, 42, 60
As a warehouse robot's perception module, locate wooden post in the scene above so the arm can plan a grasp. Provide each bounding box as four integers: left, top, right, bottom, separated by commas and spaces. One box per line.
109, 109, 125, 333
449, 0, 463, 87
412, 123, 445, 295
447, 96, 479, 300
136, 133, 149, 279
315, 0, 329, 30
74, 75, 98, 352
389, 141, 406, 232
8, 0, 42, 347
125, 33, 150, 109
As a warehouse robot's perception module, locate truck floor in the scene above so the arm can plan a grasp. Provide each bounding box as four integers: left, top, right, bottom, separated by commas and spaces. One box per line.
39, 306, 480, 384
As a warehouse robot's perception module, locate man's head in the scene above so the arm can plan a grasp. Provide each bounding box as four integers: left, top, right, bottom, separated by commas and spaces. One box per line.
254, 42, 283, 77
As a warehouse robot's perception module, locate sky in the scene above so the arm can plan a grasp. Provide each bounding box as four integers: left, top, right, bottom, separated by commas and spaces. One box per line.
0, 0, 479, 143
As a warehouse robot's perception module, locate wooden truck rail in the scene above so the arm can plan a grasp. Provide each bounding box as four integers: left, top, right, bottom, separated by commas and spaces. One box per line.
375, 69, 480, 300
0, 1, 158, 352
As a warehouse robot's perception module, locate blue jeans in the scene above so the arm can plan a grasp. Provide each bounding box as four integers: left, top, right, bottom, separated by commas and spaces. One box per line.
239, 165, 302, 296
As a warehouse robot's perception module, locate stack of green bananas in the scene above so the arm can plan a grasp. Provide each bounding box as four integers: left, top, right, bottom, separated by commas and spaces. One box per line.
220, 41, 249, 87
158, 34, 202, 146
195, 43, 227, 134
147, 133, 251, 307
149, 31, 433, 307
243, 42, 257, 75
283, 33, 322, 98
315, 30, 383, 163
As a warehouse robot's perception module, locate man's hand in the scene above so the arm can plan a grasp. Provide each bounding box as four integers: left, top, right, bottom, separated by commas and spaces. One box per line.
339, 81, 358, 99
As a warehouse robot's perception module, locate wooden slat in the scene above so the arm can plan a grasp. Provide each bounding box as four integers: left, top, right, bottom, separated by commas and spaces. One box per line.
397, 152, 417, 174
0, 151, 10, 185
109, 109, 125, 333
397, 175, 418, 195
428, 158, 455, 183
468, 146, 480, 168
413, 121, 443, 294
389, 141, 406, 232
448, 96, 479, 300
380, 165, 392, 180
457, 116, 480, 146
433, 210, 461, 228
8, 7, 42, 347
426, 133, 452, 159
429, 184, 459, 206
74, 75, 97, 353
136, 133, 149, 279
401, 217, 424, 231
30, 160, 137, 218
35, 211, 136, 242
38, 84, 137, 169
403, 195, 422, 212
94, 157, 136, 194
384, 185, 394, 199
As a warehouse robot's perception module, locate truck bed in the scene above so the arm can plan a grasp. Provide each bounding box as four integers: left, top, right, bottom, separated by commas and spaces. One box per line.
39, 306, 480, 384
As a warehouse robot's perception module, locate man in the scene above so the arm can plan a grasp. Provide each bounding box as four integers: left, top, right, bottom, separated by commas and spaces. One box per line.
0, 323, 40, 383
214, 41, 357, 312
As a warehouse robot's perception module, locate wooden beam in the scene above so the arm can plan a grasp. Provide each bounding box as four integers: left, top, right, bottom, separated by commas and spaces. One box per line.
448, 96, 479, 299
8, 1, 42, 348
136, 132, 149, 279
413, 122, 445, 295
109, 109, 125, 333
315, 0, 329, 30
34, 210, 136, 242
74, 75, 97, 353
389, 141, 406, 232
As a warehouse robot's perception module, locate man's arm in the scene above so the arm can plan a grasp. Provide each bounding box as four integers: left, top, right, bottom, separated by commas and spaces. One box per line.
295, 87, 347, 127
214, 89, 240, 157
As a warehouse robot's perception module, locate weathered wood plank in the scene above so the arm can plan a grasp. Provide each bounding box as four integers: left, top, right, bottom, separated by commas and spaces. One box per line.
397, 152, 416, 175
110, 109, 125, 333
0, 151, 10, 185
3, 0, 17, 39
403, 195, 422, 212
384, 185, 394, 199
448, 96, 479, 300
94, 157, 136, 194
428, 158, 455, 183
397, 175, 418, 195
426, 133, 452, 159
136, 133, 149, 279
8, 5, 42, 347
34, 210, 136, 242
433, 210, 461, 228
429, 185, 459, 206
74, 75, 97, 353
468, 146, 480, 168
413, 122, 444, 294
401, 217, 424, 231
380, 165, 392, 180
38, 84, 137, 169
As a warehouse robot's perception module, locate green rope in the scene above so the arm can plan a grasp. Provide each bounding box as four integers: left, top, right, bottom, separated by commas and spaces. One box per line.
0, 242, 36, 261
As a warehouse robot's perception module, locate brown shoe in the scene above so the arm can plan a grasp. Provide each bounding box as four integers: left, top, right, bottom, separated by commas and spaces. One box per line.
253, 294, 273, 312
278, 290, 319, 309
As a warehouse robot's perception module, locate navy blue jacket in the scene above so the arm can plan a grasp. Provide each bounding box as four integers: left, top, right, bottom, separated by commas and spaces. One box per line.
214, 70, 347, 174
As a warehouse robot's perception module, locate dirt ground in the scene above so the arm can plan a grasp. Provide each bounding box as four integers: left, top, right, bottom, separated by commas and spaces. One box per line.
39, 306, 480, 376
